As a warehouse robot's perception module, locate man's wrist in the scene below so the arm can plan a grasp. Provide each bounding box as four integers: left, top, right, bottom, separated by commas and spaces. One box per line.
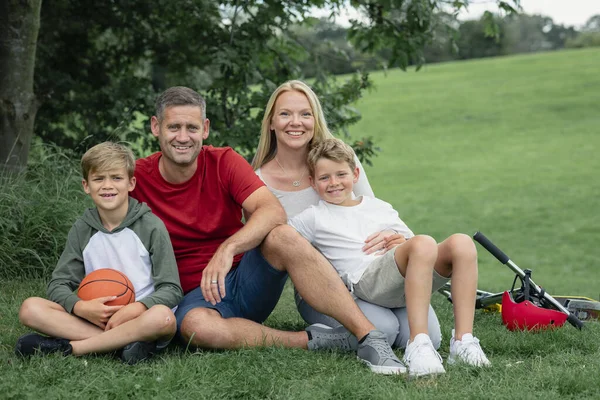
218, 241, 238, 258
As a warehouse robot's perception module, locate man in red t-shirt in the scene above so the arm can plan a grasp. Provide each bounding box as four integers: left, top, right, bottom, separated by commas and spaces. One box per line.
131, 86, 406, 374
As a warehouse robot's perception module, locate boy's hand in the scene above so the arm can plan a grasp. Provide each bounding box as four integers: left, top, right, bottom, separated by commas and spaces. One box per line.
363, 230, 407, 255
73, 296, 123, 329
105, 302, 147, 331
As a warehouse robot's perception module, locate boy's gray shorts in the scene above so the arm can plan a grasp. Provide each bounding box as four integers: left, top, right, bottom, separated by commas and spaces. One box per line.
353, 247, 450, 308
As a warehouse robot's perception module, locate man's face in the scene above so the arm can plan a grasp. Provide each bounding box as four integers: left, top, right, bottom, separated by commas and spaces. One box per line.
151, 105, 210, 168
310, 158, 359, 206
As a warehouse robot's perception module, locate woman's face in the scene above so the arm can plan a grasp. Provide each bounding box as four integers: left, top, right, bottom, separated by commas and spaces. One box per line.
270, 90, 315, 152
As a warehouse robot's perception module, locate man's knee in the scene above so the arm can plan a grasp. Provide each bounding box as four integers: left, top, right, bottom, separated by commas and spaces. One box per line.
179, 307, 225, 347
262, 225, 299, 252
261, 225, 308, 267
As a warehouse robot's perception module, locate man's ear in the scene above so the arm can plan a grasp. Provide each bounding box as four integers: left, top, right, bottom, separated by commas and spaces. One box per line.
203, 118, 211, 140
353, 166, 360, 183
150, 116, 160, 138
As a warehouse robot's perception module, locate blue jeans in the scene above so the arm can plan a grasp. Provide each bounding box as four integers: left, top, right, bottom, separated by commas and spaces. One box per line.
175, 247, 288, 331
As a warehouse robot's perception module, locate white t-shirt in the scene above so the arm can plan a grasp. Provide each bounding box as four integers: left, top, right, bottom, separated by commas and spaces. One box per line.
255, 154, 374, 218
288, 196, 414, 289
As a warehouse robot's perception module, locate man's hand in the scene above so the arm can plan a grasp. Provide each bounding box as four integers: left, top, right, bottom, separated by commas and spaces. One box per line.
105, 302, 148, 331
73, 297, 123, 329
201, 246, 235, 305
363, 230, 408, 255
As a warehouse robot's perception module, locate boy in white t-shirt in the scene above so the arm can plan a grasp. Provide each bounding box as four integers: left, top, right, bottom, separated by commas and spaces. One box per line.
288, 138, 490, 377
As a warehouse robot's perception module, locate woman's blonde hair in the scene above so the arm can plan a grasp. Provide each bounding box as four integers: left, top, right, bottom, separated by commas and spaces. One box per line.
251, 80, 335, 169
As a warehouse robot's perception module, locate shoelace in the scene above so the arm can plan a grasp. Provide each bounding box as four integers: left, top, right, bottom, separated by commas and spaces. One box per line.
406, 340, 442, 363
312, 331, 352, 350
330, 336, 352, 350
366, 336, 399, 362
456, 337, 486, 362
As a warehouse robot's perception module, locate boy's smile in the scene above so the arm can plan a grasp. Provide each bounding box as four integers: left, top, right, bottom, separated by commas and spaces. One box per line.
82, 167, 136, 220
311, 158, 360, 206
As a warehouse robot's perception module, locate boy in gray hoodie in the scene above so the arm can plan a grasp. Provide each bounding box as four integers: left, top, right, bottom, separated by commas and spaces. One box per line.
15, 142, 183, 364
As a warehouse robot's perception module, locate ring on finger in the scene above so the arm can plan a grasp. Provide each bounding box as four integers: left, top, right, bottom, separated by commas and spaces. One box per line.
210, 280, 218, 284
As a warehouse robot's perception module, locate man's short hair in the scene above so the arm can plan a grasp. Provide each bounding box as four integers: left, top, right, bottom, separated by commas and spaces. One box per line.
155, 86, 206, 121
81, 142, 135, 180
307, 138, 356, 178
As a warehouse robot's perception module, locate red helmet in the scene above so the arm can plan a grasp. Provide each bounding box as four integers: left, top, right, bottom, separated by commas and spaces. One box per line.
502, 291, 567, 331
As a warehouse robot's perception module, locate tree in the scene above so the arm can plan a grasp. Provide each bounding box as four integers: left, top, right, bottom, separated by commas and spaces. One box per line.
582, 14, 600, 32
0, 0, 42, 171
2, 0, 521, 169
457, 17, 504, 59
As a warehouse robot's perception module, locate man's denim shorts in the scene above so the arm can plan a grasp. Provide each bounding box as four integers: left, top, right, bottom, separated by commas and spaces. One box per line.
174, 247, 288, 331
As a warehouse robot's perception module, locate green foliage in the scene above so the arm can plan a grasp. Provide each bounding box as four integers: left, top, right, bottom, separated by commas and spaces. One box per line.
33, 0, 384, 163
457, 16, 504, 59
565, 31, 600, 48
31, 0, 520, 166
0, 143, 87, 279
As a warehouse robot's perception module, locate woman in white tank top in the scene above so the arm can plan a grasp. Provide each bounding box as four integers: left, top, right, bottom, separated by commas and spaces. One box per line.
252, 80, 441, 349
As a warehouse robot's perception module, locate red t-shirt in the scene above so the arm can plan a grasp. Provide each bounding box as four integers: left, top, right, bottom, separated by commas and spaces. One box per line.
131, 146, 265, 293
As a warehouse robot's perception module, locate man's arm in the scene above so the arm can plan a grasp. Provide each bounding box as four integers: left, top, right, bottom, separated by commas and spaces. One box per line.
201, 186, 286, 305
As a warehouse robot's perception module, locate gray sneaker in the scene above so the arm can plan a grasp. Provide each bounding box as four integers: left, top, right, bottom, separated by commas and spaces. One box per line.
357, 330, 407, 375
120, 341, 157, 365
306, 323, 358, 351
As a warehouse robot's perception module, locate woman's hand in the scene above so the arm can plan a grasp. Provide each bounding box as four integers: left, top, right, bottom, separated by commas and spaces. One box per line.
363, 230, 408, 255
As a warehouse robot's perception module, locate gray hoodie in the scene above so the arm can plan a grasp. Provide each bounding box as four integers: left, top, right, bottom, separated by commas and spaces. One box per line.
47, 197, 183, 313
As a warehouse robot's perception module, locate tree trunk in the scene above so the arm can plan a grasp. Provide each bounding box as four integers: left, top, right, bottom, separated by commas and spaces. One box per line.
0, 0, 42, 171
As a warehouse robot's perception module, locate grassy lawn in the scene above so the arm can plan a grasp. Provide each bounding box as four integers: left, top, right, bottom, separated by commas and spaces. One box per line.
2, 48, 599, 398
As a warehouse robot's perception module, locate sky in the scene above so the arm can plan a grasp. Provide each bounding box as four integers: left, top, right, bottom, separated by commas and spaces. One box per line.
314, 1, 599, 29
459, 0, 599, 28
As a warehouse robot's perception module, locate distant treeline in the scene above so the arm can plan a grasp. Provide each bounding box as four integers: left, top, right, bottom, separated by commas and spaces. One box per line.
295, 13, 600, 76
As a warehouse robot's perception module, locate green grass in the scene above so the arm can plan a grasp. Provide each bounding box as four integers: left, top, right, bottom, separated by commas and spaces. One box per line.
0, 145, 88, 279
354, 47, 600, 298
2, 48, 600, 398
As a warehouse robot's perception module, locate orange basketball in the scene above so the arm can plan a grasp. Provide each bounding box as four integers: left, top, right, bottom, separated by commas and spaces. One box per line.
78, 269, 135, 306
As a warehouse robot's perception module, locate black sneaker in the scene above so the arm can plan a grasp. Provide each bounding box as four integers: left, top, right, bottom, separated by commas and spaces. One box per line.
15, 333, 72, 357
120, 341, 157, 365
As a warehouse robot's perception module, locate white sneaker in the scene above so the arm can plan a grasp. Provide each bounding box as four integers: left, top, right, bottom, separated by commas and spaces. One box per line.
403, 333, 446, 377
448, 330, 491, 367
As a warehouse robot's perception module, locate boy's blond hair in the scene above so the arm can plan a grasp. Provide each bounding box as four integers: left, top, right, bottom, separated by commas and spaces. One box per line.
81, 142, 135, 180
307, 138, 356, 178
